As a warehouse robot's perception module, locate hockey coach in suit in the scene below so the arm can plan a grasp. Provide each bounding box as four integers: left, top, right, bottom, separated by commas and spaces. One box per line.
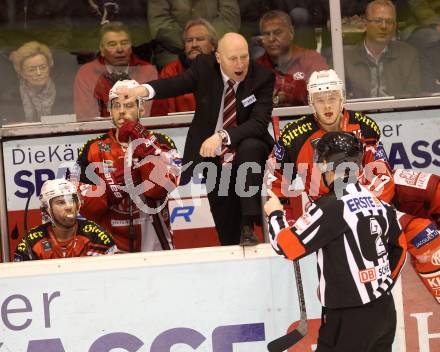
115, 32, 275, 246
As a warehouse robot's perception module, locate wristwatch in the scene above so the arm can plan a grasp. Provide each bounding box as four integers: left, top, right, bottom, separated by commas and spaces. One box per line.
217, 129, 229, 145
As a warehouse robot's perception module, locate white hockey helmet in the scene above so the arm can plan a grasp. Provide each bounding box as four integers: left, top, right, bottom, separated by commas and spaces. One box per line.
307, 69, 345, 105
39, 179, 80, 223
108, 79, 142, 102
108, 79, 144, 118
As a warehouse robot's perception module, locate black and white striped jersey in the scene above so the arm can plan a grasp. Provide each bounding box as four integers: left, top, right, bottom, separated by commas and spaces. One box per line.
268, 181, 407, 308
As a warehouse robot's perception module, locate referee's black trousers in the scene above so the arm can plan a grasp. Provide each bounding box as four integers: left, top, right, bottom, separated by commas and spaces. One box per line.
316, 292, 396, 352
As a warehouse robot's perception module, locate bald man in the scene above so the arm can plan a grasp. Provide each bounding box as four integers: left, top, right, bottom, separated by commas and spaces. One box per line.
118, 33, 275, 246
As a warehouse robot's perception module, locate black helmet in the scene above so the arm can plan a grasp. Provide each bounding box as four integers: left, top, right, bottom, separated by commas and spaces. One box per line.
314, 132, 363, 169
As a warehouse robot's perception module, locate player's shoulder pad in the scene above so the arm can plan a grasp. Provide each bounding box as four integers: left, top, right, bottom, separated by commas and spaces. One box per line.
77, 133, 108, 159
350, 111, 381, 139
152, 132, 177, 150
23, 223, 49, 247
78, 219, 114, 244
278, 115, 315, 147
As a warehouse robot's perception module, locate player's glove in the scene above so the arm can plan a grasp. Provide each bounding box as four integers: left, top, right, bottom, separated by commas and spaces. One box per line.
113, 167, 142, 187
118, 121, 158, 159
104, 167, 141, 205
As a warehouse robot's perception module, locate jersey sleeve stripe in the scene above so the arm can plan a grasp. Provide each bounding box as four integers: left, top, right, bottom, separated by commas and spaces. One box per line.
278, 228, 306, 260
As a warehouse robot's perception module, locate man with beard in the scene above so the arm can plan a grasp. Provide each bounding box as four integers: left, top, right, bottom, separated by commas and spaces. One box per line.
152, 18, 218, 115
74, 22, 158, 121
75, 79, 180, 252
14, 178, 117, 261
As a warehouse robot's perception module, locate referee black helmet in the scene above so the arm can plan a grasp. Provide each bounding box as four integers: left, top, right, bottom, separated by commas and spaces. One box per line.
315, 131, 363, 170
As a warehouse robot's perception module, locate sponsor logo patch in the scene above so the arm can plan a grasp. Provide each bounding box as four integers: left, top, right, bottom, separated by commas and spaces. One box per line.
274, 142, 284, 160
293, 71, 305, 80
98, 142, 111, 152
425, 275, 440, 289
394, 169, 430, 189
346, 196, 376, 212
374, 142, 389, 162
411, 223, 439, 249
432, 249, 440, 266
280, 121, 314, 146
359, 268, 376, 283
41, 240, 52, 252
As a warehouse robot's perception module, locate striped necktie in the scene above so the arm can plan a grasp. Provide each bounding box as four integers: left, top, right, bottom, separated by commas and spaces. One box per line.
220, 80, 237, 164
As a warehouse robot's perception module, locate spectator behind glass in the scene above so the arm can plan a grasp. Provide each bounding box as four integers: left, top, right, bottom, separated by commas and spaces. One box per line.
398, 0, 440, 92
238, 0, 271, 39
9, 41, 68, 123
268, 1, 371, 50
256, 10, 328, 107
152, 18, 218, 116
269, 0, 327, 50
343, 0, 421, 99
148, 0, 240, 69
73, 22, 158, 121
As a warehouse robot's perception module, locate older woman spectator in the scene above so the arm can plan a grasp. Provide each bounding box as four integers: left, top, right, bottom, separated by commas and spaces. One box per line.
9, 41, 67, 122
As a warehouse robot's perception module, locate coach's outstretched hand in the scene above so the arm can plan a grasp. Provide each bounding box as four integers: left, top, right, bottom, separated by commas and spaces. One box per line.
115, 84, 148, 103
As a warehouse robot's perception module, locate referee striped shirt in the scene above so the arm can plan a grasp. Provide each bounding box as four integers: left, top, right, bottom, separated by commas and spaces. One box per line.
269, 182, 407, 308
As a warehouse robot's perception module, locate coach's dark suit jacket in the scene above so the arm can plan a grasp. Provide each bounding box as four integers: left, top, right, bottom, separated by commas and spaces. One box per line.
149, 53, 275, 183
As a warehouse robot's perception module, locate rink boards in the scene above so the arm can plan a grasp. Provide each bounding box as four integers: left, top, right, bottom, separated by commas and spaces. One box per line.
0, 244, 406, 352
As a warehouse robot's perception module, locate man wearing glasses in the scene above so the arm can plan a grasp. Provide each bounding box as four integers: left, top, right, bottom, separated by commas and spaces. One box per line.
343, 0, 421, 99
152, 19, 218, 116
256, 10, 328, 107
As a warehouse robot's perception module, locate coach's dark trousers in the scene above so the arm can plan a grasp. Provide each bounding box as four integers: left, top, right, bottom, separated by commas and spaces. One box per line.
206, 138, 270, 245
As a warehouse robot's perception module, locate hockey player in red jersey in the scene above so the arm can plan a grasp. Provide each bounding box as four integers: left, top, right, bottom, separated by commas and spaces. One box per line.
271, 69, 440, 303
14, 178, 117, 261
75, 79, 181, 252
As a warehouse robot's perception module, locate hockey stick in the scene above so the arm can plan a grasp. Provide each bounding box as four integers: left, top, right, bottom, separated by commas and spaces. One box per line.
126, 138, 136, 252
262, 116, 281, 244
267, 260, 308, 352
22, 192, 35, 260
147, 199, 172, 250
